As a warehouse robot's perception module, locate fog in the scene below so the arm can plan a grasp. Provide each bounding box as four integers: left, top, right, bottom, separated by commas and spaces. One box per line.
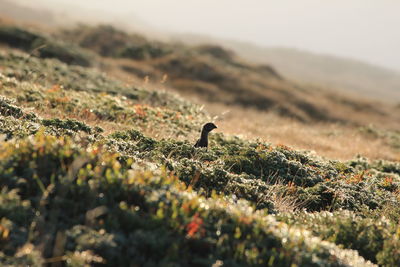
13, 0, 400, 71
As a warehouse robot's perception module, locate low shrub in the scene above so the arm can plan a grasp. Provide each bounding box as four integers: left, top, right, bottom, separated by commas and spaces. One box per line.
0, 134, 375, 266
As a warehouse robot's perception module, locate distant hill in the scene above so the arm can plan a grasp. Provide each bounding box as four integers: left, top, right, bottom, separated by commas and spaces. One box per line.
176, 34, 400, 103
230, 44, 400, 102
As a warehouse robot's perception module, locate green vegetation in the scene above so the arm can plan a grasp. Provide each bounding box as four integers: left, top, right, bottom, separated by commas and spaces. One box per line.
0, 134, 378, 267
0, 22, 400, 266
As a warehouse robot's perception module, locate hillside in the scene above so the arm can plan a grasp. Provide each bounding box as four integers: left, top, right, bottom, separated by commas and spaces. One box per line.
233, 45, 400, 102
178, 34, 400, 104
0, 20, 400, 266
57, 25, 400, 127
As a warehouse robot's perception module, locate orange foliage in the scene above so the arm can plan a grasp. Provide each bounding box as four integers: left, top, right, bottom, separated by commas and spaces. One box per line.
47, 84, 62, 93
346, 171, 365, 184
276, 144, 292, 151
383, 177, 394, 187
238, 216, 252, 225
186, 213, 204, 238
134, 104, 147, 117
55, 96, 70, 103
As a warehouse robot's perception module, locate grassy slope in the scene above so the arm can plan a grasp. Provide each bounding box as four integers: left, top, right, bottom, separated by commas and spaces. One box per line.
0, 23, 400, 266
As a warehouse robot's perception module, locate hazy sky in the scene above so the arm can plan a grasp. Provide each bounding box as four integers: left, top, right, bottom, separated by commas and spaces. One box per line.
16, 0, 400, 71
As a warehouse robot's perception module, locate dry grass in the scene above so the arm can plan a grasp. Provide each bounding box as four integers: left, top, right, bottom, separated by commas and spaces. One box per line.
206, 104, 400, 161
257, 177, 309, 213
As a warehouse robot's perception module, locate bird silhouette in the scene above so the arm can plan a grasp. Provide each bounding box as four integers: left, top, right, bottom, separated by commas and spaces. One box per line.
194, 122, 217, 148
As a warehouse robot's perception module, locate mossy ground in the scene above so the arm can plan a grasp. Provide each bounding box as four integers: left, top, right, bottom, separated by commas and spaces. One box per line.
0, 24, 400, 267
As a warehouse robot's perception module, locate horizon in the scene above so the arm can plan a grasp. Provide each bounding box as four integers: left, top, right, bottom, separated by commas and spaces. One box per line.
8, 0, 400, 72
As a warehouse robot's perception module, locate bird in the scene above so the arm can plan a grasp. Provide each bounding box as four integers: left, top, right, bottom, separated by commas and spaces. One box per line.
194, 122, 217, 148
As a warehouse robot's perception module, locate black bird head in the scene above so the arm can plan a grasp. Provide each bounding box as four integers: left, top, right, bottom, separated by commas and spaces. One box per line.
194, 122, 217, 148
202, 122, 217, 132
